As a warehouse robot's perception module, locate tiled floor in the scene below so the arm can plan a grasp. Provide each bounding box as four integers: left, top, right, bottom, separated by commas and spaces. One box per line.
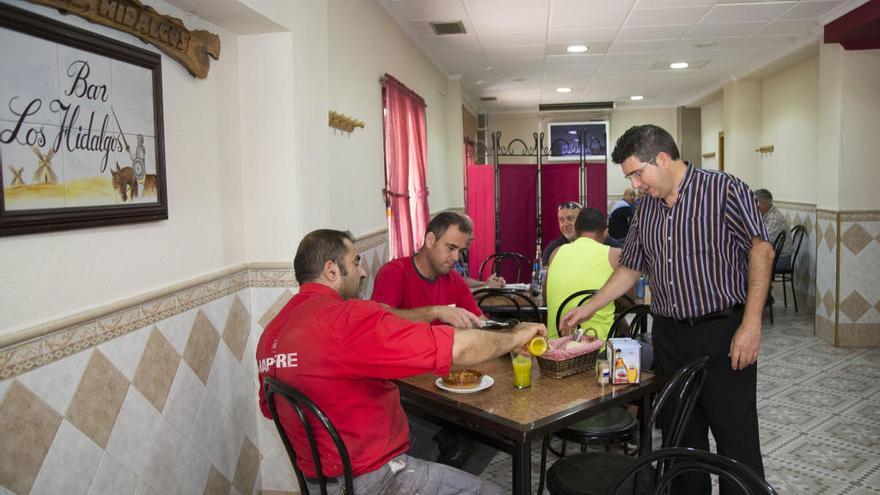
481, 305, 880, 494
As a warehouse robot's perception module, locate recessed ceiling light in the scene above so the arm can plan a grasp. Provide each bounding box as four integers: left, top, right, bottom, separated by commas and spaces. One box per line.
670, 62, 689, 69
567, 44, 589, 53
568, 130, 578, 135
630, 95, 644, 101
556, 87, 572, 93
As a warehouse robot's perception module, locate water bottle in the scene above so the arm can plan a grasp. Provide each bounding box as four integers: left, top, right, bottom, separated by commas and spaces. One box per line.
635, 275, 645, 299
530, 246, 542, 299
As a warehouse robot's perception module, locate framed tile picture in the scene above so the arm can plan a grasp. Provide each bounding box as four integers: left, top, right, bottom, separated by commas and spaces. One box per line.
0, 3, 167, 236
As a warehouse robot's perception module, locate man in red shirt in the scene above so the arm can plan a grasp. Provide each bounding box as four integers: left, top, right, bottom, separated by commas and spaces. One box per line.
257, 229, 544, 495
371, 211, 484, 328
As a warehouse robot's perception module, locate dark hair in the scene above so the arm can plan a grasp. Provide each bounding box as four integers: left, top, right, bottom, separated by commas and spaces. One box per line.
426, 212, 473, 240
575, 207, 607, 235
611, 124, 680, 165
753, 188, 773, 205
294, 229, 355, 284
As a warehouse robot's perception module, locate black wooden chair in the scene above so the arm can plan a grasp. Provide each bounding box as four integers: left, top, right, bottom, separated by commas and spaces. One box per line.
606, 447, 778, 495
473, 287, 542, 323
479, 252, 532, 284
773, 224, 806, 312
264, 377, 355, 495
767, 230, 787, 325
545, 356, 710, 495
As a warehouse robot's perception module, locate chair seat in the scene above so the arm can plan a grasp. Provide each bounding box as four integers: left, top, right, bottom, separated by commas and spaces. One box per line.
555, 407, 638, 442
547, 451, 653, 495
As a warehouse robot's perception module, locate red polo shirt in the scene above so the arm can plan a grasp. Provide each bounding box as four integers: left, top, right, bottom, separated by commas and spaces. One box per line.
257, 283, 455, 478
371, 256, 482, 324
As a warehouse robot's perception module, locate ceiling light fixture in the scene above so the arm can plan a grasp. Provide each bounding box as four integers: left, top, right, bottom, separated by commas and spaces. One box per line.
556, 87, 572, 93
567, 44, 589, 53
630, 95, 644, 101
670, 62, 689, 69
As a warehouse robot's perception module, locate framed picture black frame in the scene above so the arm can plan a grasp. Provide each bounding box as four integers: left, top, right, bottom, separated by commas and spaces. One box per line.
0, 3, 167, 236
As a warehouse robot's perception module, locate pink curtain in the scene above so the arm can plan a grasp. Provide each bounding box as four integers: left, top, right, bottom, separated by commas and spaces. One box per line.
585, 161, 607, 215
466, 164, 494, 280
540, 163, 580, 250
382, 74, 429, 259
499, 164, 537, 283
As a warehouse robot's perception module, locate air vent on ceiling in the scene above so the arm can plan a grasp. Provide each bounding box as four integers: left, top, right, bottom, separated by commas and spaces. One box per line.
479, 96, 498, 102
538, 102, 615, 112
430, 21, 467, 35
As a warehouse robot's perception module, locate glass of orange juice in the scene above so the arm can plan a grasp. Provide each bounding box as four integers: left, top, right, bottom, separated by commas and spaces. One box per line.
512, 354, 532, 389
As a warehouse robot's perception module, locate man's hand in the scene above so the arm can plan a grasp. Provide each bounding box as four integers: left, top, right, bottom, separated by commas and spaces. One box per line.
511, 322, 547, 354
486, 273, 506, 288
559, 305, 596, 335
729, 320, 761, 370
436, 306, 482, 328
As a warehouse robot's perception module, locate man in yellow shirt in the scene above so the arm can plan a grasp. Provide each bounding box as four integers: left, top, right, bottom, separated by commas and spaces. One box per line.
545, 208, 622, 339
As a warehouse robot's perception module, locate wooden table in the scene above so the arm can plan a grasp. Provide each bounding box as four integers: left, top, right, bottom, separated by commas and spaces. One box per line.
396, 356, 664, 495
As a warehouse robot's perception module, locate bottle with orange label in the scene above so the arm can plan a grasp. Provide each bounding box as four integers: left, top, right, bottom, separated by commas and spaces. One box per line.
613, 349, 628, 384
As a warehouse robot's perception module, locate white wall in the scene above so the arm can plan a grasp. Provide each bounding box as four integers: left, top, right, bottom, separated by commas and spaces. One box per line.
759, 57, 818, 204
0, 0, 247, 334
326, 0, 460, 236
700, 98, 723, 171
839, 48, 880, 210
723, 80, 762, 188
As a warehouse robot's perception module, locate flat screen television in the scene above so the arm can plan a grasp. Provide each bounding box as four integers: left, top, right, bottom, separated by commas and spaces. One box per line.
546, 121, 608, 161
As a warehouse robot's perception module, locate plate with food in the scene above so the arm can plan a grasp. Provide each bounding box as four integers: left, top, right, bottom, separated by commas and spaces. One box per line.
436, 369, 494, 393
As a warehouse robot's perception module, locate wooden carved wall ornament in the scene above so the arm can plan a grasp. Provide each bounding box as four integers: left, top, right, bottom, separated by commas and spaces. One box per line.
24, 0, 220, 79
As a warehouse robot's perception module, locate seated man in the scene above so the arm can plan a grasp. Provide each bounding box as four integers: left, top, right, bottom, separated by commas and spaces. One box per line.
257, 229, 545, 495
608, 188, 636, 242
455, 248, 505, 289
545, 208, 621, 339
372, 212, 485, 328
754, 188, 792, 261
542, 201, 581, 266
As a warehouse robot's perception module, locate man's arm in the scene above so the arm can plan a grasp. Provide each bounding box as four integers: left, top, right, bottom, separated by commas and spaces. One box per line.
452, 323, 546, 366
729, 237, 774, 370
559, 265, 641, 333
379, 303, 482, 328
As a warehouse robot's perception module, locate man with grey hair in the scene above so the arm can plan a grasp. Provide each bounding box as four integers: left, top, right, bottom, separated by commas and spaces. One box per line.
754, 189, 792, 257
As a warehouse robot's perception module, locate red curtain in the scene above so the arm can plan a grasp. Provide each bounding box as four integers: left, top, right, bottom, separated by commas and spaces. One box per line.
586, 161, 608, 216
499, 164, 537, 283
540, 163, 580, 250
382, 74, 429, 259
466, 164, 494, 280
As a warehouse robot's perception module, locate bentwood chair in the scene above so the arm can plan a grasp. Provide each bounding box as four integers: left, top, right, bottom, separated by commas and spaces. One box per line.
605, 447, 778, 495
264, 377, 355, 495
473, 287, 542, 323
773, 225, 806, 312
546, 356, 710, 495
767, 230, 787, 325
479, 252, 532, 284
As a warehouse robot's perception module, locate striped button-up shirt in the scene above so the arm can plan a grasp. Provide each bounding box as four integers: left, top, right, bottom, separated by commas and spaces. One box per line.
620, 165, 768, 320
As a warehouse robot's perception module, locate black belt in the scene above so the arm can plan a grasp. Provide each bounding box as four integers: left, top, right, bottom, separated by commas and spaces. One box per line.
659, 304, 744, 327
305, 475, 339, 485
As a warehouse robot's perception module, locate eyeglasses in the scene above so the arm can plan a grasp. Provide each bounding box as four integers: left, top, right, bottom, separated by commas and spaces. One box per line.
624, 158, 656, 182
558, 201, 582, 210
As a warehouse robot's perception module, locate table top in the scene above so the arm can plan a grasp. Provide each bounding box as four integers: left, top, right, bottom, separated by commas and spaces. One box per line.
396, 356, 662, 438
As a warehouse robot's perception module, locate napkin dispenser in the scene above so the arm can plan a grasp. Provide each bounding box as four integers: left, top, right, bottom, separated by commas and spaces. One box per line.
607, 338, 641, 384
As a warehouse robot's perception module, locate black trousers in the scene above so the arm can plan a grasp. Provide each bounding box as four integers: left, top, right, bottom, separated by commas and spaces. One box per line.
652, 309, 765, 495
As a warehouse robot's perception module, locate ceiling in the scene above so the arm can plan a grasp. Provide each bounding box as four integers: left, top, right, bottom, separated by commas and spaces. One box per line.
377, 0, 868, 112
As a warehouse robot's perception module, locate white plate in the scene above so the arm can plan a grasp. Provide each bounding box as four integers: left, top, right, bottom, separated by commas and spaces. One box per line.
435, 375, 494, 394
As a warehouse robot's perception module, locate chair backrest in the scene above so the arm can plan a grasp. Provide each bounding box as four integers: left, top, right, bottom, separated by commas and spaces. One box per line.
554, 289, 598, 331
789, 224, 806, 266
473, 288, 542, 323
263, 377, 355, 495
771, 230, 787, 271
642, 356, 710, 454
605, 447, 778, 495
609, 304, 652, 340
479, 252, 531, 283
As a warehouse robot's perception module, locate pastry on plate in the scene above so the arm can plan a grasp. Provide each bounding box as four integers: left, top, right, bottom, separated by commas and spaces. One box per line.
442, 369, 483, 389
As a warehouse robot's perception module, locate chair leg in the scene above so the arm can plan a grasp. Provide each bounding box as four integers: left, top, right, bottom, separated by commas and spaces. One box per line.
538, 435, 550, 495
782, 278, 788, 307
768, 291, 774, 325
790, 276, 799, 312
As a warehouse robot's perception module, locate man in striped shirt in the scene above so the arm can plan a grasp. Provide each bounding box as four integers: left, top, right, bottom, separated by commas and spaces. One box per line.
561, 124, 774, 494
